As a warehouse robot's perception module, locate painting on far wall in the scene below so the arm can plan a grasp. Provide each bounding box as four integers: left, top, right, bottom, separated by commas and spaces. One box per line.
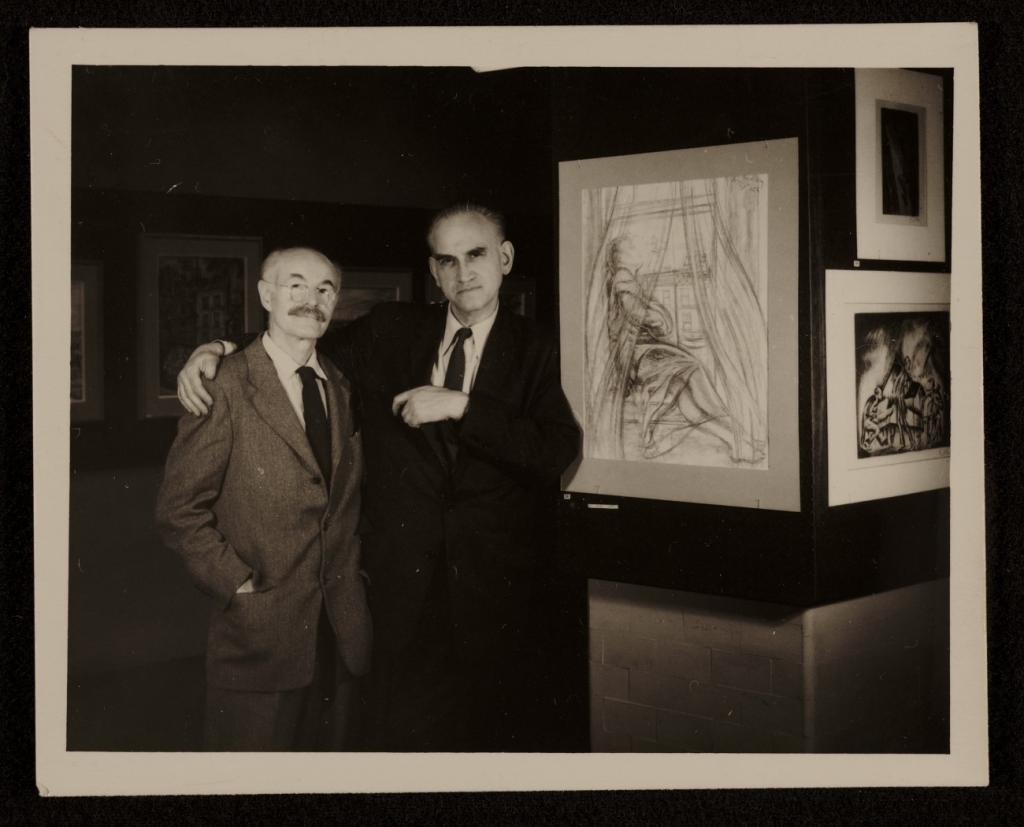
71, 261, 104, 423
138, 234, 263, 418
559, 138, 801, 512
332, 267, 413, 325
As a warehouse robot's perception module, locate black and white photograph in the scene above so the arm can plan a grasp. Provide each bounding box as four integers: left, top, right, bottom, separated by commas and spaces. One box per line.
29, 25, 986, 795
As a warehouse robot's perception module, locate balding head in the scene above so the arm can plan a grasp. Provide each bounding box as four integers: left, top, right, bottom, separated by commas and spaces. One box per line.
258, 247, 341, 346
261, 247, 341, 286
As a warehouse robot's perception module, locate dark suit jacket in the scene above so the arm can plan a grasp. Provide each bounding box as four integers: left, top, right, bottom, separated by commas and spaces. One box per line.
321, 302, 580, 660
156, 338, 371, 692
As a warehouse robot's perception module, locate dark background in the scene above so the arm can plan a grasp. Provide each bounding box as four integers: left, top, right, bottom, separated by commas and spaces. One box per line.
4, 10, 1023, 826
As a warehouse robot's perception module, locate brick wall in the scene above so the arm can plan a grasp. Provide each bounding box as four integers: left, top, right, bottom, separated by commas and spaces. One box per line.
588, 577, 948, 753
589, 579, 807, 752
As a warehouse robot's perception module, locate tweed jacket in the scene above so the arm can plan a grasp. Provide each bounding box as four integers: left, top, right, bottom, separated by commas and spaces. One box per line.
156, 338, 371, 691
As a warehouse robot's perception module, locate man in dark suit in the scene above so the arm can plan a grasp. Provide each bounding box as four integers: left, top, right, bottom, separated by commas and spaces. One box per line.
177, 206, 580, 751
156, 247, 371, 751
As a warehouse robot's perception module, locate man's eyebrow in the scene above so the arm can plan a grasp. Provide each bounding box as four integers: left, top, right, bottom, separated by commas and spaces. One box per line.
467, 246, 487, 256
285, 272, 309, 281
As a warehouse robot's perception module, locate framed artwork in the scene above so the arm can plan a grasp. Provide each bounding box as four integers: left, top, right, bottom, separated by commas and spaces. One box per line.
558, 138, 800, 511
71, 261, 104, 422
855, 68, 946, 263
331, 267, 412, 325
826, 269, 951, 506
424, 274, 536, 319
138, 234, 263, 418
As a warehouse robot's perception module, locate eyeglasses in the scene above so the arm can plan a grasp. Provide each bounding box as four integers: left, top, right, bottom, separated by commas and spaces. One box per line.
261, 279, 338, 304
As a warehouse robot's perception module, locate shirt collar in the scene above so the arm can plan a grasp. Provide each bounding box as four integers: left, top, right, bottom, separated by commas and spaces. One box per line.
261, 331, 328, 383
441, 302, 499, 356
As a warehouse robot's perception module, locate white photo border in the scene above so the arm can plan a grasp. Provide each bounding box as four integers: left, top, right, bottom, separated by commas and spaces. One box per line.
31, 24, 985, 795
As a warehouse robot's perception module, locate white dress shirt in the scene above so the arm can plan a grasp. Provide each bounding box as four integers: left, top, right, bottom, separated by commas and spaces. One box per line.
261, 332, 328, 429
430, 304, 498, 393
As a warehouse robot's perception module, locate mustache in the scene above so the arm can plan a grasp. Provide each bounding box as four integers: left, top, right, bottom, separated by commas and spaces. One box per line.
288, 306, 327, 322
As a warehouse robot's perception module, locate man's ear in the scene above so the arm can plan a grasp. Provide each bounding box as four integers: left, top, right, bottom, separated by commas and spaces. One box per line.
257, 279, 274, 313
428, 257, 441, 287
499, 240, 515, 275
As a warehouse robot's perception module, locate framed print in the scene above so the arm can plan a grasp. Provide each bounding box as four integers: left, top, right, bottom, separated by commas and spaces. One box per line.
70, 261, 103, 422
425, 274, 537, 319
559, 138, 800, 511
855, 68, 946, 263
138, 234, 263, 418
826, 269, 951, 506
331, 267, 412, 324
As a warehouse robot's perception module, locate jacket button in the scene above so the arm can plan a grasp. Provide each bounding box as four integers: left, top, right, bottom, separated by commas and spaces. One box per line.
311, 476, 322, 485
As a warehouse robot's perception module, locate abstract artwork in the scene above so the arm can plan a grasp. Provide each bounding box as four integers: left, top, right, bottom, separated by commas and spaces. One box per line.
138, 234, 262, 418
879, 104, 924, 219
855, 69, 946, 263
854, 311, 950, 458
826, 270, 951, 506
559, 139, 800, 511
71, 261, 103, 422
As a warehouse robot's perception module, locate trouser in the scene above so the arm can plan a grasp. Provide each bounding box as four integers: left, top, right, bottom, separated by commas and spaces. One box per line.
363, 563, 531, 752
204, 608, 360, 751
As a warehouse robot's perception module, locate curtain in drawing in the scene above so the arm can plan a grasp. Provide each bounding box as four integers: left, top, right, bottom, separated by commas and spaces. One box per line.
678, 176, 767, 463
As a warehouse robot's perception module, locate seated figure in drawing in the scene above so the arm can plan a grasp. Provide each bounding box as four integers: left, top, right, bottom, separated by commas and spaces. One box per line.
604, 233, 740, 460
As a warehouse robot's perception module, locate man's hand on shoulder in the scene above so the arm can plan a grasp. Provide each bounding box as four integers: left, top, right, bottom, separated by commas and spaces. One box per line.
178, 340, 235, 416
391, 386, 469, 428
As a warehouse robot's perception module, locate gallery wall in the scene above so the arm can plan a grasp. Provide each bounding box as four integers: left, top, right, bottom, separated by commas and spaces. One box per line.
72, 66, 554, 216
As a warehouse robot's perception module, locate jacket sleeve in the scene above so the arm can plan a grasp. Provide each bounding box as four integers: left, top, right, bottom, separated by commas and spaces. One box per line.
458, 337, 581, 483
155, 378, 253, 608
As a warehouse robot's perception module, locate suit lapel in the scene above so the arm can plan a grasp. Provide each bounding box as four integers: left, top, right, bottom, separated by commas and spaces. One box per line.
468, 306, 516, 404
452, 307, 517, 484
410, 304, 447, 386
244, 338, 320, 477
322, 356, 353, 505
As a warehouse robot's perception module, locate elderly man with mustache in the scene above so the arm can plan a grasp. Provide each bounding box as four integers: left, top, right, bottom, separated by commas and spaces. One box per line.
156, 247, 371, 751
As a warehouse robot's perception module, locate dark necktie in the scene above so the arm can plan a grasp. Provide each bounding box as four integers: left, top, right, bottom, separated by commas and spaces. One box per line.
443, 327, 473, 391
440, 327, 472, 465
297, 366, 331, 488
